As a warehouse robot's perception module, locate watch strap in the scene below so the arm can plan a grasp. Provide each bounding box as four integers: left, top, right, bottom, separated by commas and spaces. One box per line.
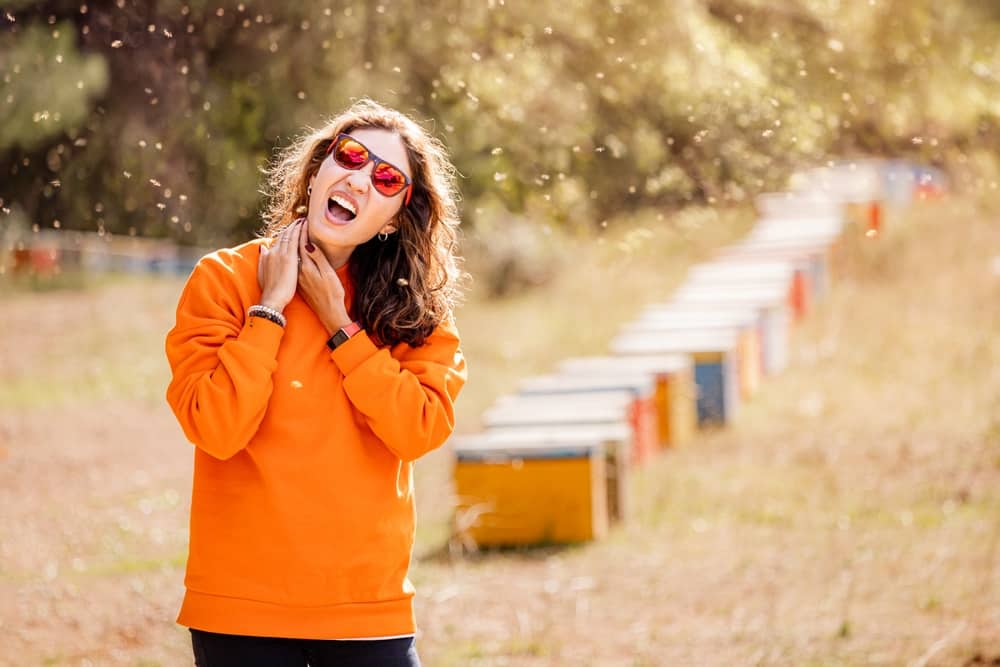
326, 321, 362, 351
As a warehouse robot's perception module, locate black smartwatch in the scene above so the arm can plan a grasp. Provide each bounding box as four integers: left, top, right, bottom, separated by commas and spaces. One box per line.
326, 321, 362, 351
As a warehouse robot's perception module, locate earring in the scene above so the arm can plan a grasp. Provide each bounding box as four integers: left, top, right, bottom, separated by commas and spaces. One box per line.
377, 231, 389, 242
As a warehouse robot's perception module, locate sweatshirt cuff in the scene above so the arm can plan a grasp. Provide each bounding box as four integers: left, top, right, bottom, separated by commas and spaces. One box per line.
237, 315, 285, 358
329, 330, 380, 376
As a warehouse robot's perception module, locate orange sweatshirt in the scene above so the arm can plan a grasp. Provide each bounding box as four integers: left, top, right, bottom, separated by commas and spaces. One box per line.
164, 238, 467, 639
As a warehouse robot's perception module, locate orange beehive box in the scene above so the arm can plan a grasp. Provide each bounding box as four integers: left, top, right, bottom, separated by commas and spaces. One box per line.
483, 391, 655, 466
718, 239, 834, 301
555, 355, 697, 448
686, 259, 808, 326
517, 374, 660, 460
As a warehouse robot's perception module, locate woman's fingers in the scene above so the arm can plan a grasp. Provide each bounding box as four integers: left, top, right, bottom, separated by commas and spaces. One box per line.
276, 219, 302, 268
258, 220, 305, 310
257, 245, 268, 289
288, 222, 302, 259
285, 222, 296, 251
297, 220, 319, 269
306, 239, 334, 276
278, 218, 300, 249
298, 219, 309, 255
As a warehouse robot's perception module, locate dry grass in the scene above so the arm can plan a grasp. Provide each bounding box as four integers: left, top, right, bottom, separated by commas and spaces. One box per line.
0, 196, 998, 666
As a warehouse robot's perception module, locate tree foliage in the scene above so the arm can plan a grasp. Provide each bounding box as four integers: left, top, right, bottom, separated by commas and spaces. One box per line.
0, 0, 997, 246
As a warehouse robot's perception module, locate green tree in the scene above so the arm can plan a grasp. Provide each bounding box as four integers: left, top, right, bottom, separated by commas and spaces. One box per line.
0, 0, 997, 249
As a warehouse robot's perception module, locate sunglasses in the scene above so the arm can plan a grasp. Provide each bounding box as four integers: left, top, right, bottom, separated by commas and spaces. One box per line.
326, 133, 413, 206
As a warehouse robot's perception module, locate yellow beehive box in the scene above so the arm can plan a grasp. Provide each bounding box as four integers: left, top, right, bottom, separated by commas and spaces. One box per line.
482, 393, 639, 460
664, 363, 697, 446
453, 438, 608, 547
477, 424, 632, 524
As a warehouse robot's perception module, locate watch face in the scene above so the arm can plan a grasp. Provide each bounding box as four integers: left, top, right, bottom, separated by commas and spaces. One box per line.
327, 329, 350, 351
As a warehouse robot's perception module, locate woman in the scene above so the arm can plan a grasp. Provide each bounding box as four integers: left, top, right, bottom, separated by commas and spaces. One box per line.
165, 99, 467, 666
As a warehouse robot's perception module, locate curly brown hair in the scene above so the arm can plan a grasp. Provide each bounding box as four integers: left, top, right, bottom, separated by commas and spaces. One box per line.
259, 99, 465, 348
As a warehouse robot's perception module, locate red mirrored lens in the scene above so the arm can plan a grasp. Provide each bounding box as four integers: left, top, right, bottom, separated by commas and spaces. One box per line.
333, 138, 369, 168
372, 163, 407, 196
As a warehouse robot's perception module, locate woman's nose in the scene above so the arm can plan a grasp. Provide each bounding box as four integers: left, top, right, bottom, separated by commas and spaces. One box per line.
346, 168, 370, 194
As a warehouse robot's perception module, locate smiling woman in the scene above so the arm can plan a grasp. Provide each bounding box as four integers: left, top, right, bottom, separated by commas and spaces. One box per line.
163, 99, 468, 667
259, 99, 465, 348
294, 128, 412, 273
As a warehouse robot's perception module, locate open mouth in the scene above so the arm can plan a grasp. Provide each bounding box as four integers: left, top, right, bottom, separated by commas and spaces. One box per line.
327, 194, 358, 222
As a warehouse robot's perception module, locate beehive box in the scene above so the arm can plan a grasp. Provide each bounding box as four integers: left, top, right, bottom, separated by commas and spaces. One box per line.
664, 283, 791, 374
556, 355, 697, 448
754, 191, 846, 223
622, 320, 760, 401
461, 424, 632, 524
483, 391, 654, 466
517, 374, 659, 461
610, 330, 740, 427
686, 259, 809, 327
636, 303, 785, 379
720, 238, 834, 300
452, 436, 609, 547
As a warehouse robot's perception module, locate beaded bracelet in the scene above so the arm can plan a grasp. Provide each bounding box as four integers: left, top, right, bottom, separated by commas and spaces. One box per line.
248, 304, 286, 328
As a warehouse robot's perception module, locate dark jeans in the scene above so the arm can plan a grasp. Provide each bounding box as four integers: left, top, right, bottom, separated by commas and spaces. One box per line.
190, 629, 422, 667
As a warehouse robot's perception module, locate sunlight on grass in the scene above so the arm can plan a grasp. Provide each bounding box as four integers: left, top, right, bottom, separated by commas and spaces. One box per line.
1, 275, 183, 410
83, 553, 187, 578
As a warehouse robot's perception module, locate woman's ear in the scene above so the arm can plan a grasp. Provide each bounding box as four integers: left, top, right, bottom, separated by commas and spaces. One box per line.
381, 220, 398, 235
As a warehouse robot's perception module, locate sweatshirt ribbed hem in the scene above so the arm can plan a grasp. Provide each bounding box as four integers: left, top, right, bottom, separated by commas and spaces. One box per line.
329, 329, 379, 375
177, 589, 416, 639
237, 313, 285, 358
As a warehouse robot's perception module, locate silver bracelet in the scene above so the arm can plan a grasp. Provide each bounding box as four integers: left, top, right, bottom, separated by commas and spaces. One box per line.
248, 304, 286, 328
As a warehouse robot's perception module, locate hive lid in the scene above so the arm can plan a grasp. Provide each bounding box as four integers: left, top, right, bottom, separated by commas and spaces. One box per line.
519, 372, 655, 395
611, 329, 740, 355
557, 354, 692, 375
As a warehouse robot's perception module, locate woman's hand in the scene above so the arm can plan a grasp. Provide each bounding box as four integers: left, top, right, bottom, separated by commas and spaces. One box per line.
257, 218, 303, 312
297, 219, 354, 335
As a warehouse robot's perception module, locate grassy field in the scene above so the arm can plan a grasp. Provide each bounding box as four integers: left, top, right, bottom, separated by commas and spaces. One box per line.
0, 195, 998, 666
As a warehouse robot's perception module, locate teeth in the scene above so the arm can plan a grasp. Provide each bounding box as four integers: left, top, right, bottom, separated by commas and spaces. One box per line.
330, 194, 357, 216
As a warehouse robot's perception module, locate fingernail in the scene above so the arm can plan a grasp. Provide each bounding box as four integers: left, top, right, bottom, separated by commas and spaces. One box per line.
305, 242, 315, 253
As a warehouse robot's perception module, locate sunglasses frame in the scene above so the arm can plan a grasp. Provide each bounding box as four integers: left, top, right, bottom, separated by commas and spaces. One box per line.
326, 133, 413, 206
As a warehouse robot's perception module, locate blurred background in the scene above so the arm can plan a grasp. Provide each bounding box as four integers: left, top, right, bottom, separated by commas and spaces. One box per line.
1, 1, 999, 665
